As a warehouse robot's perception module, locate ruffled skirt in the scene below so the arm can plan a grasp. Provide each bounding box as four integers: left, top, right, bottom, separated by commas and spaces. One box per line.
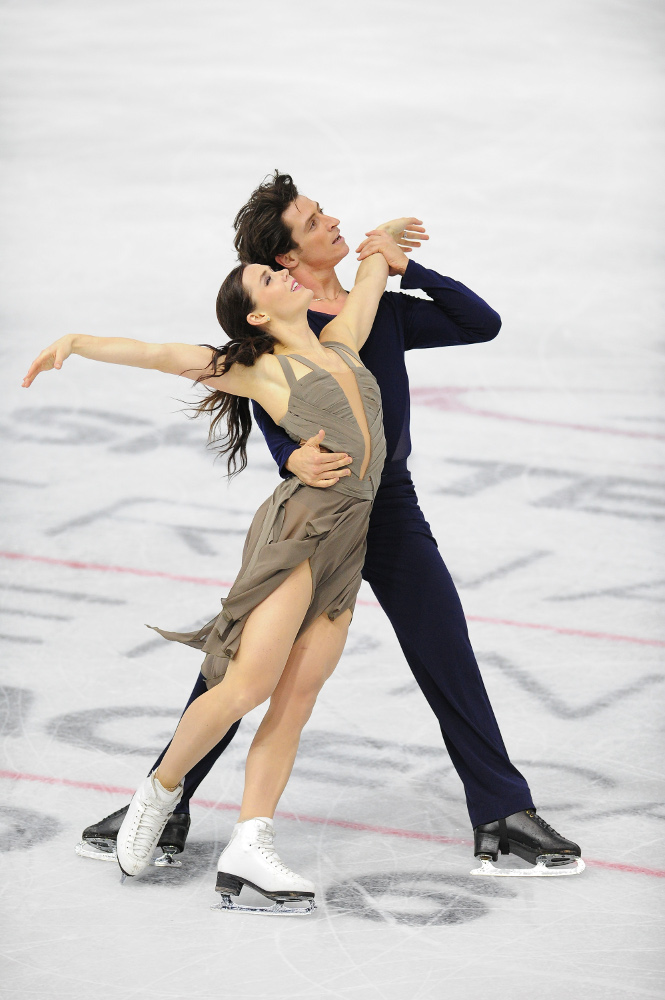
149, 477, 373, 688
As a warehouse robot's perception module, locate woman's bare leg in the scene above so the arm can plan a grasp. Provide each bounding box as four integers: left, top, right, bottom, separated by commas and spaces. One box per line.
239, 610, 352, 821
155, 560, 313, 790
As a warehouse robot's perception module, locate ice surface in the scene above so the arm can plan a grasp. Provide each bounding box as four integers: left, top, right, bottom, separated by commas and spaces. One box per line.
1, 1, 664, 998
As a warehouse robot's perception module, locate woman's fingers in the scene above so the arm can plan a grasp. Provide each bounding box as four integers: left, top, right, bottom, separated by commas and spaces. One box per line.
22, 351, 54, 387
357, 239, 410, 260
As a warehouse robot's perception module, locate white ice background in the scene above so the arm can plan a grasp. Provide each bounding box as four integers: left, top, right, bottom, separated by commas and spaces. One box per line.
1, 2, 664, 998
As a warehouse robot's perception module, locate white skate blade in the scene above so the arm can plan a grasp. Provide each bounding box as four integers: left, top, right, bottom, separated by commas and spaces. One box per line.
153, 850, 183, 868
212, 893, 316, 916
470, 854, 585, 877
75, 841, 182, 868
75, 840, 117, 862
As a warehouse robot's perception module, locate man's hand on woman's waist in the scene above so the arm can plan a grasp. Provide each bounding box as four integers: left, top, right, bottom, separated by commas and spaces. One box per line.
285, 429, 353, 488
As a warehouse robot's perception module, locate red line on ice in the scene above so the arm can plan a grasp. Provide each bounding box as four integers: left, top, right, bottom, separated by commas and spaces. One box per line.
0, 550, 235, 589
2, 550, 664, 649
411, 387, 665, 441
1, 769, 663, 880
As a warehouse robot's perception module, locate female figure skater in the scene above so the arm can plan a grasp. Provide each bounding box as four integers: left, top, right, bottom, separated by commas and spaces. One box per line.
22, 240, 392, 913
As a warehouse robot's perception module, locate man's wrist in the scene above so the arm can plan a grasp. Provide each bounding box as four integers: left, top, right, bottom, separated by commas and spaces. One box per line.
284, 446, 300, 473
399, 258, 421, 286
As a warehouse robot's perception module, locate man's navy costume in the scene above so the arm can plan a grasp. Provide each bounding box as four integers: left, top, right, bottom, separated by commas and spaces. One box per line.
152, 260, 535, 828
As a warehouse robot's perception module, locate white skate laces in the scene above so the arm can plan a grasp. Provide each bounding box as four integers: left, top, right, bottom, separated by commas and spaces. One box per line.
252, 820, 302, 879
117, 773, 183, 878
131, 801, 170, 859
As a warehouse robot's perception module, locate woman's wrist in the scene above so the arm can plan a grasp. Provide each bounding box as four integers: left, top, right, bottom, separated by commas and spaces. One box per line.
68, 333, 86, 355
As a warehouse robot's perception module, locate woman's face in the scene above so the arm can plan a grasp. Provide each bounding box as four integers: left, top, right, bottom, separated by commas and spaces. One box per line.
242, 265, 313, 326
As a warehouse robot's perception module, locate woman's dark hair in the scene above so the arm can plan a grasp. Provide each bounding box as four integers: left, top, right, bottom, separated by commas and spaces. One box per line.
233, 170, 299, 266
193, 264, 276, 477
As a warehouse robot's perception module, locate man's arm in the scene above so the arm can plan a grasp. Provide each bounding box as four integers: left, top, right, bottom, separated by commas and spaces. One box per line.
251, 400, 298, 478
251, 400, 352, 486
398, 260, 502, 349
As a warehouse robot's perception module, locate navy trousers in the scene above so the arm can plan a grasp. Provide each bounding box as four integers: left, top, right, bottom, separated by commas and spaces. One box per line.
151, 462, 534, 829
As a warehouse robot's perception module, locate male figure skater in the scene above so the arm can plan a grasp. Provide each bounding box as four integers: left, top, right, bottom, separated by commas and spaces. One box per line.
80, 173, 580, 874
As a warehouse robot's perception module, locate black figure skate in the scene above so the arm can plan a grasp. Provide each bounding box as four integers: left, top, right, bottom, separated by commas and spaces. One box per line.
470, 809, 584, 877
76, 803, 190, 868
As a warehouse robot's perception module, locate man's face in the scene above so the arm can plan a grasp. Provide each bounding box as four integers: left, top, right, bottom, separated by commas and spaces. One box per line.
281, 195, 349, 269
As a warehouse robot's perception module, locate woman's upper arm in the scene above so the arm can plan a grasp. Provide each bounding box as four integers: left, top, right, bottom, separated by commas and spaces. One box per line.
321, 258, 388, 351
156, 342, 249, 397
319, 317, 357, 351
158, 343, 218, 380
200, 350, 282, 400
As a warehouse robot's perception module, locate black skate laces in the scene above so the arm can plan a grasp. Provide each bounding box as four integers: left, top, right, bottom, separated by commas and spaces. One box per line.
528, 810, 563, 839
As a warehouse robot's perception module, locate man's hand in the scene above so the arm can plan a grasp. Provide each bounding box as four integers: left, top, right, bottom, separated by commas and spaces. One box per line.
285, 429, 353, 487
374, 217, 429, 261
356, 230, 410, 276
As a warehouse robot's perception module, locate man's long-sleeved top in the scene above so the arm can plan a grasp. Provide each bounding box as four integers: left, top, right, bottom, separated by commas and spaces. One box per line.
251, 259, 501, 476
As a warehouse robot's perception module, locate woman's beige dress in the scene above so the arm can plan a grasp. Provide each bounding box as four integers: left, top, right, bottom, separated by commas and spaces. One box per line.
150, 342, 386, 688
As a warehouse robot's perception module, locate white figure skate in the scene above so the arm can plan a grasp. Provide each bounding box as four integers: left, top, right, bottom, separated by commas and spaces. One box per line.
213, 817, 316, 916
116, 773, 183, 879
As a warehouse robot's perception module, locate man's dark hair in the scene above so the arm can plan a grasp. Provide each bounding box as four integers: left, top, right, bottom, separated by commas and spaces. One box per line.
233, 170, 299, 266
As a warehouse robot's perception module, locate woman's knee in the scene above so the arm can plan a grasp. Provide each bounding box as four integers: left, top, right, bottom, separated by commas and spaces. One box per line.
222, 679, 275, 718
271, 680, 323, 726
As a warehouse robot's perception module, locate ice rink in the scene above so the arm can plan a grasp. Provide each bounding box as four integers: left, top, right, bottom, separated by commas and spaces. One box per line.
1, 2, 664, 997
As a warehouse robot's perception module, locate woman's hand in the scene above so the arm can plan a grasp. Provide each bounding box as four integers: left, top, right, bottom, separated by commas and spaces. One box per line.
356, 230, 410, 276
22, 335, 75, 388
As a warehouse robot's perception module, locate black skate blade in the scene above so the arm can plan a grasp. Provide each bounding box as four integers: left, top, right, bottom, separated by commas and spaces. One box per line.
215, 871, 315, 903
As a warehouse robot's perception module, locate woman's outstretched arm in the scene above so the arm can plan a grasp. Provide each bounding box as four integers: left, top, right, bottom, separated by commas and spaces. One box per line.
22, 334, 252, 396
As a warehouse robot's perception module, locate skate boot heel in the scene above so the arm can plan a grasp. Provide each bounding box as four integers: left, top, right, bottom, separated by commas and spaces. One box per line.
215, 871, 243, 896
473, 827, 501, 861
